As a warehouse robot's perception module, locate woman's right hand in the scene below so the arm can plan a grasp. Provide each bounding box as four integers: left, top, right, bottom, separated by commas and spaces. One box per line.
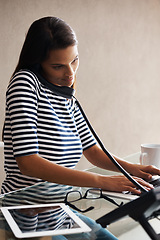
98, 175, 154, 195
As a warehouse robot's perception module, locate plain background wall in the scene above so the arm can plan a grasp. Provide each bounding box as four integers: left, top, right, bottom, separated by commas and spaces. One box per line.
1, 0, 160, 182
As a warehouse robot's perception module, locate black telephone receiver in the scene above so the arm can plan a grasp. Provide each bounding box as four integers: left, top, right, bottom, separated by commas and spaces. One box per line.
30, 64, 75, 99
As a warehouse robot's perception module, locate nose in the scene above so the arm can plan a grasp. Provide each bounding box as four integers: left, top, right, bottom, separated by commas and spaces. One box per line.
65, 65, 74, 77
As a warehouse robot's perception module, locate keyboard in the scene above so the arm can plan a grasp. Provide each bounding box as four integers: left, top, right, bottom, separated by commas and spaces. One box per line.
148, 175, 160, 188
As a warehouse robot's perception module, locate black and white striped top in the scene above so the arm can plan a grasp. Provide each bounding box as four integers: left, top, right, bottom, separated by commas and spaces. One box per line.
1, 70, 96, 201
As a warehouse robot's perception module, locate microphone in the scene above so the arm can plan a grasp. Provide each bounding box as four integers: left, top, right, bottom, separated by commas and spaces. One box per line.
75, 99, 147, 193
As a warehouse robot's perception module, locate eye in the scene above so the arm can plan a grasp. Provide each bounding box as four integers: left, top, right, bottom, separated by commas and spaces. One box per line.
72, 57, 79, 64
52, 65, 63, 70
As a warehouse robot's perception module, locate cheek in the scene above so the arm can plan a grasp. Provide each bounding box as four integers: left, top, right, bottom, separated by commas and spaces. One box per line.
41, 65, 60, 79
48, 69, 62, 79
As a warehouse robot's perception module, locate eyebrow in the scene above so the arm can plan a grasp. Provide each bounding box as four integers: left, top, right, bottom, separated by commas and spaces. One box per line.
50, 55, 79, 66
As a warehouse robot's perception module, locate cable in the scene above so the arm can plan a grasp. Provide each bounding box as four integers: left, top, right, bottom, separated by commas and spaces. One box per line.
75, 98, 147, 193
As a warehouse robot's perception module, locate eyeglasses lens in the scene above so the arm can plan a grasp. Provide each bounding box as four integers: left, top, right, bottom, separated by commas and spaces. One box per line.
67, 191, 82, 202
85, 189, 101, 199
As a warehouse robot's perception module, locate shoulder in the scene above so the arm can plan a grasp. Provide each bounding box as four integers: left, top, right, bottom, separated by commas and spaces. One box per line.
7, 69, 41, 93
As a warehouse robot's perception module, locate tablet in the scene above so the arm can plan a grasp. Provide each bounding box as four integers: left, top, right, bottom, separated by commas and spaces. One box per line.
1, 203, 91, 238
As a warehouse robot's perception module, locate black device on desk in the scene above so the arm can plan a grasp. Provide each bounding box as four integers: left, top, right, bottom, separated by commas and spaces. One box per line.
96, 187, 160, 240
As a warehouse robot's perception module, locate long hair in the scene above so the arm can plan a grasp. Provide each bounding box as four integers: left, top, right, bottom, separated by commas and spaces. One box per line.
12, 16, 78, 76
2, 17, 78, 141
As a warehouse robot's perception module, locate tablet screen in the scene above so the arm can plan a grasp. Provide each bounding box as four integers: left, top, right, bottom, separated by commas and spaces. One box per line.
1, 203, 91, 238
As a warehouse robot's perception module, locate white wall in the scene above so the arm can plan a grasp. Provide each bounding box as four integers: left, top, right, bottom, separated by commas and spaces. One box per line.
1, 0, 160, 177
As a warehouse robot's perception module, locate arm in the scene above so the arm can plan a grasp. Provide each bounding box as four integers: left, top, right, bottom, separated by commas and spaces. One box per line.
16, 152, 154, 194
84, 144, 160, 180
16, 154, 100, 188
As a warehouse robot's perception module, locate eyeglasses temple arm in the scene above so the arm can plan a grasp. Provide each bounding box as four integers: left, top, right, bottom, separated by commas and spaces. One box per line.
102, 194, 123, 207
65, 201, 94, 213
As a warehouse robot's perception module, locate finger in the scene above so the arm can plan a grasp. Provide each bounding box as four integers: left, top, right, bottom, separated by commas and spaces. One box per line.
123, 185, 141, 195
145, 165, 160, 176
125, 184, 152, 195
135, 177, 154, 189
138, 171, 152, 180
124, 178, 153, 193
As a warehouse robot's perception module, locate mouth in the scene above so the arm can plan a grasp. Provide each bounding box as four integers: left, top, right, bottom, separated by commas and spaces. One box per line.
63, 77, 74, 83
68, 76, 73, 80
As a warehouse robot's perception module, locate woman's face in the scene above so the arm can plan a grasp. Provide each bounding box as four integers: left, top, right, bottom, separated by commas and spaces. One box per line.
41, 45, 79, 87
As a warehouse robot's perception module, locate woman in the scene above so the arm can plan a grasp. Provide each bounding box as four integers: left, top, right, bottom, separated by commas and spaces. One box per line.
1, 17, 160, 239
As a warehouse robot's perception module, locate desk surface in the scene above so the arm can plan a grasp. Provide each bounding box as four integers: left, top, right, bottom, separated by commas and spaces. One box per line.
85, 152, 160, 240
0, 152, 159, 240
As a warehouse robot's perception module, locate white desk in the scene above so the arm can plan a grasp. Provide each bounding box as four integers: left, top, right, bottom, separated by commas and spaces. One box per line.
0, 152, 159, 239
84, 152, 160, 240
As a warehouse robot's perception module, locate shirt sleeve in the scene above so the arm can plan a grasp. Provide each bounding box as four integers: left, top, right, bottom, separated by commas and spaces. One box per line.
6, 71, 39, 157
74, 102, 97, 151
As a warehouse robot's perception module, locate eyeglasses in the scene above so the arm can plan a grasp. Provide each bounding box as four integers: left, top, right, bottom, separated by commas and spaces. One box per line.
64, 188, 123, 213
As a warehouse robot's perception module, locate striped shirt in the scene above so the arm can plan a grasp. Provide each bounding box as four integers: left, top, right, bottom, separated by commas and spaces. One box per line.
1, 70, 96, 202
